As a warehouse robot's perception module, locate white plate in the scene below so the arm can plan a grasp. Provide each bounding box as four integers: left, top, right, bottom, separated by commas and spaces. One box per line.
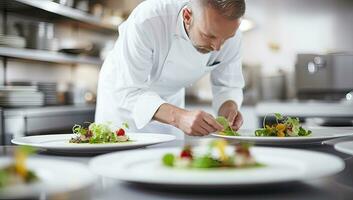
211, 127, 353, 145
89, 147, 344, 187
12, 133, 176, 154
334, 141, 353, 155
0, 157, 96, 199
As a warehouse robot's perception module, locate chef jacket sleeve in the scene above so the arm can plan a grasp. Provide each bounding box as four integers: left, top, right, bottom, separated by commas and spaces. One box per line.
110, 14, 166, 129
210, 31, 245, 114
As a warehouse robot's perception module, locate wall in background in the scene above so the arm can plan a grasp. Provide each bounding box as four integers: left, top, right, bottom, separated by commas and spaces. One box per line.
243, 0, 353, 72
2, 0, 352, 102
188, 0, 353, 101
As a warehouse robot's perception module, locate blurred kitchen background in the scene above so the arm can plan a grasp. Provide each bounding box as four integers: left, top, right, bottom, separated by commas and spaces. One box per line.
0, 0, 352, 145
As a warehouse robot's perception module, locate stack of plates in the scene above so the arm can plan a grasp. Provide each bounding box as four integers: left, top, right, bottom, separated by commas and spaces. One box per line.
0, 86, 44, 107
8, 82, 59, 106
0, 34, 26, 48
37, 82, 58, 105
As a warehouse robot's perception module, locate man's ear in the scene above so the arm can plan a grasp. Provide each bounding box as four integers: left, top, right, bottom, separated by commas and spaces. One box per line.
183, 7, 193, 27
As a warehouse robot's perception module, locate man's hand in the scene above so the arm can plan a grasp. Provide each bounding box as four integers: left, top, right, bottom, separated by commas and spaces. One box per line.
153, 103, 223, 136
218, 100, 243, 131
175, 110, 224, 136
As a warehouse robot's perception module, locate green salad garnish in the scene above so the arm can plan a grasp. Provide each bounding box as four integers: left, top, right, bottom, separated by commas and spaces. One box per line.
0, 146, 38, 188
255, 113, 312, 137
162, 140, 263, 169
216, 116, 240, 136
70, 122, 130, 144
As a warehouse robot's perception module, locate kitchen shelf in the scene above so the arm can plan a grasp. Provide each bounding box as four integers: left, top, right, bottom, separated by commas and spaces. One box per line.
3, 104, 96, 117
4, 0, 118, 33
0, 46, 103, 65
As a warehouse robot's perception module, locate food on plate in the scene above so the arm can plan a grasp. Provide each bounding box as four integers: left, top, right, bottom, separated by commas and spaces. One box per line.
162, 139, 263, 169
70, 122, 130, 144
216, 116, 240, 136
255, 113, 312, 137
0, 146, 38, 188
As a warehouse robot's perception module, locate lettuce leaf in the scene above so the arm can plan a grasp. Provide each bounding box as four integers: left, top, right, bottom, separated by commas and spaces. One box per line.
216, 116, 240, 136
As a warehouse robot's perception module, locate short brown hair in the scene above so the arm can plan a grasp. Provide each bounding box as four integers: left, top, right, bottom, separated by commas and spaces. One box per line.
199, 0, 246, 20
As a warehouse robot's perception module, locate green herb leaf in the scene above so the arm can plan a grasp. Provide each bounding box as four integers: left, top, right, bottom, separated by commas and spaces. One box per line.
0, 169, 9, 188
216, 116, 230, 129
122, 122, 129, 129
216, 116, 239, 136
274, 113, 283, 120
191, 156, 220, 168
18, 145, 37, 155
162, 153, 175, 167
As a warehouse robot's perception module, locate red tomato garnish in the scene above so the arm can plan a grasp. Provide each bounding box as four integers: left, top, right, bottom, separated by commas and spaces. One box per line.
180, 149, 192, 159
116, 128, 125, 136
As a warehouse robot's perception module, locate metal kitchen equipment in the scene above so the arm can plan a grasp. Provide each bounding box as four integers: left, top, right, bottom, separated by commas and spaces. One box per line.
2, 105, 95, 145
15, 22, 58, 51
260, 72, 286, 101
295, 53, 353, 101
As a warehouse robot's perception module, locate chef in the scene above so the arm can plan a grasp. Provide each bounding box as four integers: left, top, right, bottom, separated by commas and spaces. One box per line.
96, 0, 246, 139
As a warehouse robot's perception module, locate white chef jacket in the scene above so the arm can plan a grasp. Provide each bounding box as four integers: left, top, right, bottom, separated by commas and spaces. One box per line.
95, 0, 244, 139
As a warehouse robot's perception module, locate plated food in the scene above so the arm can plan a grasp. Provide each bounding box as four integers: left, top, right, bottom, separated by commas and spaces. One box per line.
212, 114, 353, 145
0, 150, 96, 199
255, 113, 312, 137
0, 146, 38, 188
12, 122, 176, 154
162, 140, 262, 169
89, 139, 344, 187
215, 114, 311, 138
70, 122, 130, 144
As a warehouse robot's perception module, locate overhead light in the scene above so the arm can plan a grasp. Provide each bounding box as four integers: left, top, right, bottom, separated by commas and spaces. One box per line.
240, 18, 255, 32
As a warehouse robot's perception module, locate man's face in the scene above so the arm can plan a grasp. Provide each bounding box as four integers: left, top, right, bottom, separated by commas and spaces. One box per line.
183, 6, 241, 54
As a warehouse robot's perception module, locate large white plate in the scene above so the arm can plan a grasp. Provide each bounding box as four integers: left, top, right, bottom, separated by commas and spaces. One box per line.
211, 127, 353, 145
12, 133, 176, 154
89, 147, 344, 187
334, 141, 353, 155
0, 157, 97, 199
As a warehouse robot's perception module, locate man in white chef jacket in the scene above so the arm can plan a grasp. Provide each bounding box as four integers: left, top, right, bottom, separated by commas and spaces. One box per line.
96, 0, 246, 139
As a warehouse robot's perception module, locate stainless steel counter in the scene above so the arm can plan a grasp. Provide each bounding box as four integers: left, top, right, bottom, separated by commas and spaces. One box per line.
256, 101, 353, 117
2, 138, 353, 200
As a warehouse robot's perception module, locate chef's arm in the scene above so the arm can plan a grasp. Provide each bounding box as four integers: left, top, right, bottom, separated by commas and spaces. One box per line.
107, 15, 170, 130
107, 14, 222, 134
218, 100, 239, 116
211, 63, 244, 115
218, 100, 244, 130
153, 103, 223, 136
210, 31, 244, 129
210, 61, 244, 130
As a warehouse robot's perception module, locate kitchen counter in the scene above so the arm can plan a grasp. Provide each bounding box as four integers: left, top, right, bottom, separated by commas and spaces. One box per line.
256, 101, 353, 117
2, 138, 353, 200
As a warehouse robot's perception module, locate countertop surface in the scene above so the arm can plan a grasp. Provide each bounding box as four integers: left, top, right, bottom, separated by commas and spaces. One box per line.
2, 136, 353, 200
256, 101, 353, 117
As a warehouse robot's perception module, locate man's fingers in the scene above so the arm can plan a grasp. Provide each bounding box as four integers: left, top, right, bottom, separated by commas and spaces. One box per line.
200, 119, 216, 133
193, 122, 209, 136
204, 114, 223, 131
232, 113, 243, 130
227, 112, 237, 126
